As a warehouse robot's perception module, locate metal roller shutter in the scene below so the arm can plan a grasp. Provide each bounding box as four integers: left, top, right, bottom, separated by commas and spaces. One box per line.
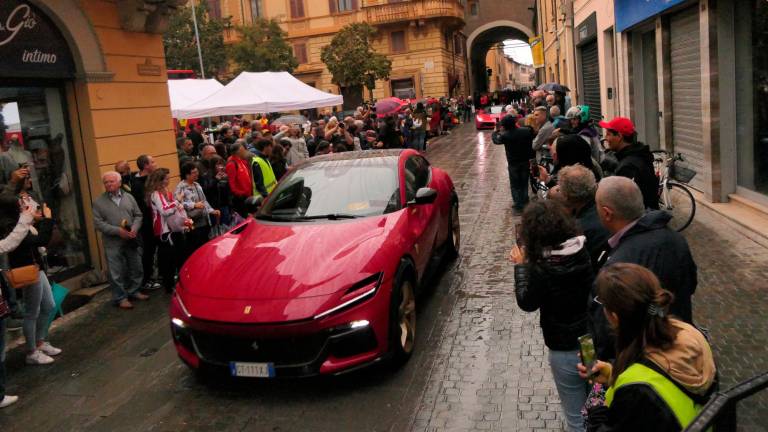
670, 6, 703, 190
580, 41, 602, 122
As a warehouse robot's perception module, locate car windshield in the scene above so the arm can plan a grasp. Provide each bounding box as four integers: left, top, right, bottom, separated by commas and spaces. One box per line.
259, 156, 400, 219
489, 106, 504, 114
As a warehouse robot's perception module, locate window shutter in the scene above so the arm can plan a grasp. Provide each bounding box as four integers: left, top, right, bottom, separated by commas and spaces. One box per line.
290, 0, 305, 18
391, 31, 406, 53
294, 44, 308, 64
329, 0, 337, 13
351, 0, 358, 10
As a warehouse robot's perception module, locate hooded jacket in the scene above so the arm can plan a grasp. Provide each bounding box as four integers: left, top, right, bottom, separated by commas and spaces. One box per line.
615, 142, 659, 210
514, 236, 594, 351
587, 320, 716, 432
590, 211, 698, 361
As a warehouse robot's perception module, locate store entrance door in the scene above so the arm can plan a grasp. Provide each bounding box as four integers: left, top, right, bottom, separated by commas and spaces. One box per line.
0, 85, 90, 280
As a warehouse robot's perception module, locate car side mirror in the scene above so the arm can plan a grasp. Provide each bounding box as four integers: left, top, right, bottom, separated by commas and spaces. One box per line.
409, 187, 438, 206
244, 195, 264, 215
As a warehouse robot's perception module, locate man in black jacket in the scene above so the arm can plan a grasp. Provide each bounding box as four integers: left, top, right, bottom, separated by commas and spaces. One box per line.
130, 154, 160, 291
492, 115, 534, 212
599, 117, 659, 210
591, 176, 697, 360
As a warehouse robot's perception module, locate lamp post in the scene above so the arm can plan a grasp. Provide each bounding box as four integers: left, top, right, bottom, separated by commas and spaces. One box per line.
191, 0, 206, 79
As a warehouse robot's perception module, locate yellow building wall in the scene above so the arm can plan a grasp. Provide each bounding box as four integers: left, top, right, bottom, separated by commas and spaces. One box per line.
225, 0, 466, 101
80, 0, 178, 180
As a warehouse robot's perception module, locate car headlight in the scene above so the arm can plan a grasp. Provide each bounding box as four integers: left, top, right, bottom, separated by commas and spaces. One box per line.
314, 273, 383, 320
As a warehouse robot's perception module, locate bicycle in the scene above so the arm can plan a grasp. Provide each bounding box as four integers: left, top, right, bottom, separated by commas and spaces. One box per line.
652, 150, 697, 232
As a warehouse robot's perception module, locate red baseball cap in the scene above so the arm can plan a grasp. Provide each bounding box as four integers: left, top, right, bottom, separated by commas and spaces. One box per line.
598, 117, 635, 136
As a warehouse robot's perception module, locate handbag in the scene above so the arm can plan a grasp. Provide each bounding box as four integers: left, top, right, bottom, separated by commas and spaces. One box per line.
159, 192, 189, 233
4, 264, 41, 289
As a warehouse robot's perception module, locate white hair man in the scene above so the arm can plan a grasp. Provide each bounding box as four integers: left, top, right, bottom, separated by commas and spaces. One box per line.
595, 176, 697, 322
92, 171, 147, 309
555, 164, 610, 271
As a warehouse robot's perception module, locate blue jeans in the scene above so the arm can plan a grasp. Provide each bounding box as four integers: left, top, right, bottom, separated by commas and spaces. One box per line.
105, 242, 144, 304
507, 162, 530, 211
0, 317, 6, 398
412, 129, 426, 151
22, 272, 54, 352
549, 349, 588, 432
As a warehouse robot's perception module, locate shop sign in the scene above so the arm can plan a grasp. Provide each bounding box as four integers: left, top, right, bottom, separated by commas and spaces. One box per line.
137, 58, 162, 76
615, 0, 686, 32
0, 1, 75, 78
529, 36, 544, 69
576, 13, 597, 47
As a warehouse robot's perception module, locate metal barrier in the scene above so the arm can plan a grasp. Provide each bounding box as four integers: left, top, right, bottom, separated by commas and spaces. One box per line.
685, 371, 768, 431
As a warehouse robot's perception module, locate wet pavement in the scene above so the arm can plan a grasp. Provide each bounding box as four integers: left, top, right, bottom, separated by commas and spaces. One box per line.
1, 123, 767, 431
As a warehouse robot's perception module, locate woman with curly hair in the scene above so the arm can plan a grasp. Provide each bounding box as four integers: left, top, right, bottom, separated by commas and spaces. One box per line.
510, 199, 594, 432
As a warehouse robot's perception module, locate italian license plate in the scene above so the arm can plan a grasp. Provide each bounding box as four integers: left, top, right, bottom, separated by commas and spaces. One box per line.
229, 362, 275, 378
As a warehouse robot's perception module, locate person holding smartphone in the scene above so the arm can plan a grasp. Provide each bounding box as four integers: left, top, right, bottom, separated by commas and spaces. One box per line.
579, 263, 715, 431
510, 200, 594, 432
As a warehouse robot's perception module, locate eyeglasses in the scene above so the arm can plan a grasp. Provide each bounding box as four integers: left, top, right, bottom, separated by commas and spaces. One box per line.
593, 296, 603, 306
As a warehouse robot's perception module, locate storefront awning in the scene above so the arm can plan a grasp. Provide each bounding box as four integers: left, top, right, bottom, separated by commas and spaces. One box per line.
167, 79, 225, 118
173, 71, 344, 118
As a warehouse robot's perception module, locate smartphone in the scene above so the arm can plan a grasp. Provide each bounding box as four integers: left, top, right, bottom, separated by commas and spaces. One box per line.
578, 334, 597, 376
514, 223, 523, 246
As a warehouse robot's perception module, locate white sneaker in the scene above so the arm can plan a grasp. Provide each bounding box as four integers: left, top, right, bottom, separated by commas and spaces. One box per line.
39, 342, 62, 356
0, 395, 19, 408
25, 350, 54, 365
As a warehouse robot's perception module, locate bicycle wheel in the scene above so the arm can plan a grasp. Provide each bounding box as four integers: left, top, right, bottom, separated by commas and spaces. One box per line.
659, 182, 696, 232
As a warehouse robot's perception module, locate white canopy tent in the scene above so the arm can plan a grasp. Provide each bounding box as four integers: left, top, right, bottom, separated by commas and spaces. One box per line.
173, 71, 343, 118
167, 78, 224, 118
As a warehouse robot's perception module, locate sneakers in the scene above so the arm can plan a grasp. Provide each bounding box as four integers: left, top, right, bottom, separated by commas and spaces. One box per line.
117, 299, 134, 310
26, 350, 54, 365
142, 281, 163, 292
0, 395, 19, 408
131, 293, 150, 301
5, 317, 23, 331
39, 342, 62, 357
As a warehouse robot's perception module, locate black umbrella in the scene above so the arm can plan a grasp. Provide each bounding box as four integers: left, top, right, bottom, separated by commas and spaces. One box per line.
538, 82, 571, 93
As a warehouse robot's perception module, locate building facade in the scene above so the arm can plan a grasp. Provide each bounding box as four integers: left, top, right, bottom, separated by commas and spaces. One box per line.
536, 0, 577, 100
217, 0, 468, 100
535, 0, 768, 226
0, 0, 179, 286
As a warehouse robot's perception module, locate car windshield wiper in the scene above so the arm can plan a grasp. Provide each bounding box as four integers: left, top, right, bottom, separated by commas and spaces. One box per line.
296, 213, 361, 220
255, 214, 307, 222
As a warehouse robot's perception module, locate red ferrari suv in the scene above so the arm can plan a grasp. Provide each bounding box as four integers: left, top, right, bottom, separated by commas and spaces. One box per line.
169, 149, 460, 378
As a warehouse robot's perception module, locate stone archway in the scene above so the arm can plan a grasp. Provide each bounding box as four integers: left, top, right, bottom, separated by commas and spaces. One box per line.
466, 20, 534, 95
27, 0, 111, 81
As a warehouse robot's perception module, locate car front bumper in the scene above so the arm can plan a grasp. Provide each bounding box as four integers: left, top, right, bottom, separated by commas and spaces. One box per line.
168, 281, 393, 377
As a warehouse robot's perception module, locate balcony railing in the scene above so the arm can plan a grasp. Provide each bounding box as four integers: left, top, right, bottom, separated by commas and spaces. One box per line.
362, 0, 464, 25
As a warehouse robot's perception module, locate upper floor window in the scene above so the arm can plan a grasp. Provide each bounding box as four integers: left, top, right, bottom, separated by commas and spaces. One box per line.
207, 0, 222, 19
469, 2, 478, 16
250, 0, 262, 21
330, 0, 357, 13
290, 0, 305, 18
391, 31, 406, 53
294, 43, 308, 64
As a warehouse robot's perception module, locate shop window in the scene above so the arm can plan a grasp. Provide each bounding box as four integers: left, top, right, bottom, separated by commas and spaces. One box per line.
391, 78, 415, 99
290, 0, 305, 18
0, 87, 89, 280
294, 43, 308, 64
391, 31, 406, 53
739, 0, 768, 195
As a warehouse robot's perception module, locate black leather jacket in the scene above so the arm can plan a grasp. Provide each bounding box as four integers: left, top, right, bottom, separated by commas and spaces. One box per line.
514, 239, 594, 351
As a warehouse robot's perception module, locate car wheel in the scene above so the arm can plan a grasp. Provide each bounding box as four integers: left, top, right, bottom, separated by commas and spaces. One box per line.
446, 199, 460, 258
388, 270, 416, 367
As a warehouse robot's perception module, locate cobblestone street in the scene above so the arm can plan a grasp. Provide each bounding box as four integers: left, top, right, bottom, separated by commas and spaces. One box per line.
0, 123, 766, 431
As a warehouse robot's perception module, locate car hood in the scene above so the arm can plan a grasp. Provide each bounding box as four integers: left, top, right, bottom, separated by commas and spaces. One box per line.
178, 213, 402, 303
477, 112, 501, 120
